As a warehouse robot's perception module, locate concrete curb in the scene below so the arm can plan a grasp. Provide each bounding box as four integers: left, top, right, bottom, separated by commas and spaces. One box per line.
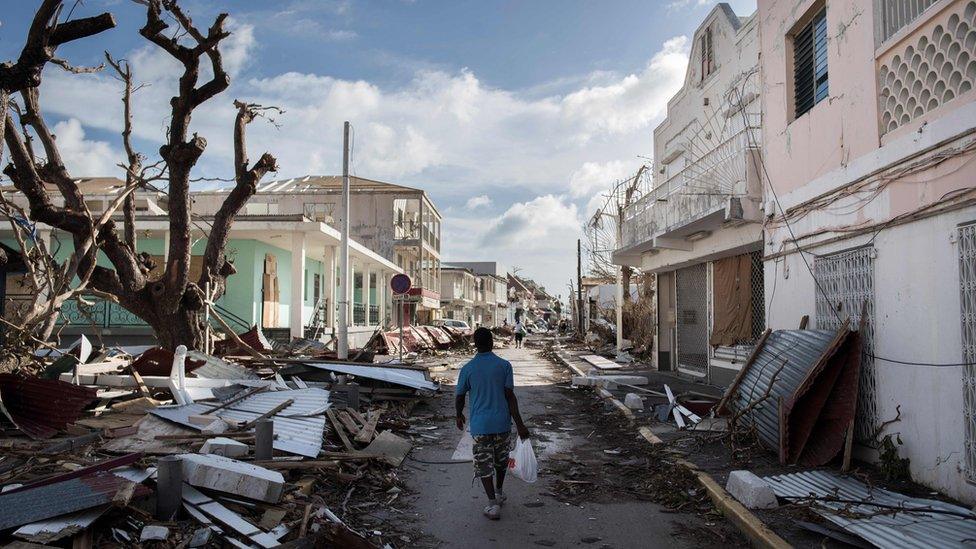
549, 344, 791, 549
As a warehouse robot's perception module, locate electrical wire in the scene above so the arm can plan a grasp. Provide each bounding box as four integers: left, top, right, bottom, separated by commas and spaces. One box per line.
732, 87, 973, 369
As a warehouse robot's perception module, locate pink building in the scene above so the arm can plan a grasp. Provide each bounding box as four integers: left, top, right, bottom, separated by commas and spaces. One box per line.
759, 0, 976, 502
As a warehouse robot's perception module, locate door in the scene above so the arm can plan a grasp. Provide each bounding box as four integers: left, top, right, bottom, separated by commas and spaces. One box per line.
675, 263, 709, 376
814, 246, 876, 442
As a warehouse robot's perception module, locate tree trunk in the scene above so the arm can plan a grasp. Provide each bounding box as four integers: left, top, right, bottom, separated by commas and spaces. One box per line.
148, 308, 206, 350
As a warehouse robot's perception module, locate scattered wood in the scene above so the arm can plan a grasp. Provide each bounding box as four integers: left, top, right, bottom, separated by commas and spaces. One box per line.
354, 410, 380, 444
325, 409, 356, 452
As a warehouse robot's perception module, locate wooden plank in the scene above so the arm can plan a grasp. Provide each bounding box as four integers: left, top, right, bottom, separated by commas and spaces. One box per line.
207, 386, 269, 415
129, 368, 150, 397
346, 409, 368, 427
325, 409, 355, 452
336, 411, 361, 435
353, 410, 380, 444
234, 399, 293, 431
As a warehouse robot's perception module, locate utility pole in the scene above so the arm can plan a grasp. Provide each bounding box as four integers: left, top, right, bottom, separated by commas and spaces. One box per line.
576, 239, 584, 336
338, 121, 351, 359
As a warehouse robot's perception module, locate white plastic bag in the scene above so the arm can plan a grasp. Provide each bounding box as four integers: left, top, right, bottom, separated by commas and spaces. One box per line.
452, 431, 474, 461
508, 437, 538, 483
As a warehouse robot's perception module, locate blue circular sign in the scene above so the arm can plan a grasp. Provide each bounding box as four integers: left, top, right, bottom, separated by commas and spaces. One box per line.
391, 274, 412, 294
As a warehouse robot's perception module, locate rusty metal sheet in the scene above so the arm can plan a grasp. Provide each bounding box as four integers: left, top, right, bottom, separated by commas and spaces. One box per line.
0, 473, 151, 530
765, 470, 976, 549
722, 327, 859, 465
3, 453, 142, 495
0, 374, 98, 439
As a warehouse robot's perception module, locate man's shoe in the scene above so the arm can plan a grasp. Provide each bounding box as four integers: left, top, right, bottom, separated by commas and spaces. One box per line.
483, 503, 501, 520
496, 491, 507, 505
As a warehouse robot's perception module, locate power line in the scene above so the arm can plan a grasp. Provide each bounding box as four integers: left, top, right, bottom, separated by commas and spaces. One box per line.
732, 86, 971, 369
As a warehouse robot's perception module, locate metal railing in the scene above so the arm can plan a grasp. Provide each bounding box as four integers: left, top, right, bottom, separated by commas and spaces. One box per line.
621, 125, 758, 249
369, 304, 379, 325
353, 303, 366, 326
878, 0, 939, 44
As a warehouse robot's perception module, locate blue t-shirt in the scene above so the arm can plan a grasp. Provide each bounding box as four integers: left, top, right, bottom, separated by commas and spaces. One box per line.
455, 352, 514, 436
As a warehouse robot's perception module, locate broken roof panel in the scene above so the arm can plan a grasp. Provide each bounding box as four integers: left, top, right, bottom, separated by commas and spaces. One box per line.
151, 388, 329, 457
0, 473, 150, 530
719, 327, 860, 465
298, 362, 439, 392
764, 470, 976, 549
0, 374, 98, 439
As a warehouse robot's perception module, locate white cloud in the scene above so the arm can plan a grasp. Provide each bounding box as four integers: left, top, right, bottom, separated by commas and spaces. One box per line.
51, 119, 123, 177
568, 160, 632, 199
34, 30, 691, 293
465, 194, 492, 209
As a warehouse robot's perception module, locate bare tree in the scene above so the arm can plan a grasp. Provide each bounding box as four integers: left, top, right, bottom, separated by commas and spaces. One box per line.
1, 0, 277, 350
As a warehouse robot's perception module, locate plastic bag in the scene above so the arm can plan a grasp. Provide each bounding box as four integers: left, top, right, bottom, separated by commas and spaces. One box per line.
507, 437, 538, 483
452, 431, 474, 461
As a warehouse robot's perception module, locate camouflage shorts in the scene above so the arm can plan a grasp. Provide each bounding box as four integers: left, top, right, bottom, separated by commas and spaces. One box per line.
472, 432, 512, 478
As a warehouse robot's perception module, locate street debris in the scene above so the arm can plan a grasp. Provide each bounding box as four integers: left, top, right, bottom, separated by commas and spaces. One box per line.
764, 470, 976, 548
0, 328, 464, 548
717, 325, 861, 466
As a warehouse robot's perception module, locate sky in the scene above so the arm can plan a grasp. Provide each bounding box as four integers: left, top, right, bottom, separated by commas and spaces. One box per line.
0, 0, 756, 297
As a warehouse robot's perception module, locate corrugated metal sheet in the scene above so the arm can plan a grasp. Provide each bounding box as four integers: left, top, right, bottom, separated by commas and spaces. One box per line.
0, 374, 98, 439
0, 473, 150, 530
299, 362, 439, 392
186, 351, 259, 380
3, 453, 142, 494
151, 388, 328, 457
724, 329, 857, 464
764, 470, 976, 549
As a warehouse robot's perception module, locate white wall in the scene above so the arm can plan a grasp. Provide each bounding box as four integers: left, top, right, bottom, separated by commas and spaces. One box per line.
765, 206, 976, 504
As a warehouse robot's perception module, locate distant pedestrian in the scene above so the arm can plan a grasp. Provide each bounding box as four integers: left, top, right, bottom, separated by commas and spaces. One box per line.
455, 328, 530, 520
513, 320, 527, 348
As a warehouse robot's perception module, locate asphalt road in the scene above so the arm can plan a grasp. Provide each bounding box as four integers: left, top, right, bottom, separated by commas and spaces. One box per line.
397, 343, 708, 548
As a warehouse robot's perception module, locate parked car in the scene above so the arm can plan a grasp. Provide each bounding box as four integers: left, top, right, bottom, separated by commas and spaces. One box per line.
436, 319, 471, 330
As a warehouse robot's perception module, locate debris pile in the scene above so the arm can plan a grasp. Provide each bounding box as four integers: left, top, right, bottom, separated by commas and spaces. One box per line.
0, 333, 446, 547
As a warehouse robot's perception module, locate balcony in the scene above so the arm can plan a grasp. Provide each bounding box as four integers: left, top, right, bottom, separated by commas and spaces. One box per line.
618, 126, 762, 259
876, 0, 976, 139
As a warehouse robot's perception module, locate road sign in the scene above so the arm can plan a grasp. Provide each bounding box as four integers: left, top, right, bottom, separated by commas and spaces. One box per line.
391, 273, 411, 294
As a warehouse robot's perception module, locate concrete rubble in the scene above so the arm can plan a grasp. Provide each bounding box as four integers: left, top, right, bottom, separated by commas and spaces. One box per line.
0, 329, 464, 547
725, 470, 778, 509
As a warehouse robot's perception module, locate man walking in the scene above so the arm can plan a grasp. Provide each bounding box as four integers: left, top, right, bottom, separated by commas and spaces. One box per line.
513, 319, 527, 348
456, 328, 530, 520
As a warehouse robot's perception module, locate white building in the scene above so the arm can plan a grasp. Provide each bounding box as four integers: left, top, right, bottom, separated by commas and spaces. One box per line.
614, 4, 764, 386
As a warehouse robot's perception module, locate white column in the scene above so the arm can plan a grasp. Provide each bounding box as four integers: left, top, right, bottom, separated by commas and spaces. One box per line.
378, 270, 386, 326
364, 265, 373, 326
349, 261, 357, 325
290, 232, 306, 338
326, 245, 337, 328
162, 230, 170, 263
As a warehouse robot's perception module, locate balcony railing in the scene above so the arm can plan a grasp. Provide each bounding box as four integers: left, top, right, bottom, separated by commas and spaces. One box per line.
621, 125, 759, 249
2, 294, 252, 333
369, 304, 379, 325
353, 303, 366, 326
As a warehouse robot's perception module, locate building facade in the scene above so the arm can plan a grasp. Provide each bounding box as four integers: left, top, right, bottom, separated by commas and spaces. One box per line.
439, 266, 476, 325
614, 4, 764, 386
0, 179, 403, 347
445, 262, 509, 326
193, 175, 442, 325
758, 0, 976, 503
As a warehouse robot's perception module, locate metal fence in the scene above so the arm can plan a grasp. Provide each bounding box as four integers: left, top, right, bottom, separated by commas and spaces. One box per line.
369, 304, 379, 325
814, 246, 878, 443
353, 304, 366, 326
958, 222, 976, 481
750, 250, 766, 340
675, 263, 709, 375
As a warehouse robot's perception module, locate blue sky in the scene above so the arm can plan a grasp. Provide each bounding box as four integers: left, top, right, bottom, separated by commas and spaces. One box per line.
0, 0, 756, 295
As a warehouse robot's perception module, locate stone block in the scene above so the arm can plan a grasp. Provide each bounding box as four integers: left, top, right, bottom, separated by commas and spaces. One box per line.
623, 393, 644, 410
178, 453, 285, 503
140, 525, 170, 542
726, 470, 778, 509
200, 437, 249, 458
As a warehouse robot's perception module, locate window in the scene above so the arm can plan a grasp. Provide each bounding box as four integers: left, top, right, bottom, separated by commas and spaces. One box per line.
700, 27, 715, 81
303, 202, 335, 222
793, 7, 828, 118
